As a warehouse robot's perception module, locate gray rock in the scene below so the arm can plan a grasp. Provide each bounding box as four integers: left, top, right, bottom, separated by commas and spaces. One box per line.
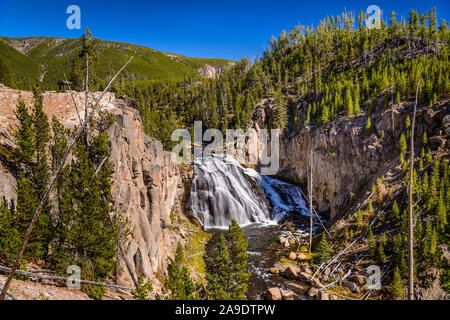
308, 287, 319, 297
342, 280, 360, 293
318, 290, 329, 300
285, 266, 298, 279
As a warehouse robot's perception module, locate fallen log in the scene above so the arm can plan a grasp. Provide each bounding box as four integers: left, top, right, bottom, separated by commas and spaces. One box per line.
0, 265, 134, 293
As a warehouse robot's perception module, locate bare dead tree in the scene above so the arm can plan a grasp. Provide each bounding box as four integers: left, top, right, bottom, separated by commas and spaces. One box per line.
0, 57, 133, 301
408, 68, 422, 301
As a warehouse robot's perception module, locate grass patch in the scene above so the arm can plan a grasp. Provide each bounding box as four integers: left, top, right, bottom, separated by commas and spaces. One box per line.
183, 220, 211, 281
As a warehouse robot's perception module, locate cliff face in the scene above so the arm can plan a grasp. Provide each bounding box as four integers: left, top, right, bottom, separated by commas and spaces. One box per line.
253, 98, 449, 220
106, 100, 186, 287
0, 86, 188, 288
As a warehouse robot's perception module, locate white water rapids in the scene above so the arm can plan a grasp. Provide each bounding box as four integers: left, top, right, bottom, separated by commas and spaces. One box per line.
190, 155, 309, 229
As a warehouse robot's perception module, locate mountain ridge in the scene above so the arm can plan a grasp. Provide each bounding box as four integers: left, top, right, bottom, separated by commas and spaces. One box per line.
0, 35, 234, 90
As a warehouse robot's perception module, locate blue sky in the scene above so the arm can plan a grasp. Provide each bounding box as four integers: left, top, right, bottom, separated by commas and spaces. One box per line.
0, 0, 449, 61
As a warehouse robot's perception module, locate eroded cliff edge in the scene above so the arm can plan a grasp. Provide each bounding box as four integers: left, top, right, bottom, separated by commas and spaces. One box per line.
0, 85, 193, 289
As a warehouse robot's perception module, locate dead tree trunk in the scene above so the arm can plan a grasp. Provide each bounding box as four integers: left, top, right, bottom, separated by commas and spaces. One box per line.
0, 57, 133, 301
408, 69, 422, 300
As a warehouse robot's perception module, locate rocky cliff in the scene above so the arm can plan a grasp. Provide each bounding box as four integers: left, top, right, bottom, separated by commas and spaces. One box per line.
0, 86, 190, 289
252, 97, 449, 221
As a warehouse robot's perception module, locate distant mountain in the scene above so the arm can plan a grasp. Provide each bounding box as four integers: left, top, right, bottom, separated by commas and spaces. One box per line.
0, 36, 233, 90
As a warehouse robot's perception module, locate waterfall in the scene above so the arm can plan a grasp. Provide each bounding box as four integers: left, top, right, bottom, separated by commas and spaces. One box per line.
190, 155, 309, 229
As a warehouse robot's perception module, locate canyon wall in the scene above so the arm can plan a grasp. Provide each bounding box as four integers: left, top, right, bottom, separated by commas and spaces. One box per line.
0, 85, 188, 288
253, 98, 449, 220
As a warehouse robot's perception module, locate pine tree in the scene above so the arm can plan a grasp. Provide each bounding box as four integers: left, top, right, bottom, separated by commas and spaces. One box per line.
365, 117, 373, 135
166, 243, 197, 300
272, 91, 288, 131
132, 276, 153, 300
422, 132, 428, 146
321, 104, 330, 124
353, 82, 360, 115
227, 220, 250, 300
368, 227, 377, 257
0, 202, 21, 263
0, 55, 13, 87
306, 104, 312, 124
393, 234, 408, 277
377, 235, 387, 262
206, 234, 232, 300
437, 195, 448, 233
31, 85, 51, 198
313, 233, 332, 265
391, 267, 404, 299
399, 133, 407, 154
13, 99, 34, 165
345, 89, 353, 117
15, 174, 50, 259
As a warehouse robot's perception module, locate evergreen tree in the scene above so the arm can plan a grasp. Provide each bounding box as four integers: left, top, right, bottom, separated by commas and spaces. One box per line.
345, 89, 353, 117
13, 99, 34, 165
353, 82, 361, 115
132, 276, 153, 300
313, 233, 332, 265
206, 234, 232, 300
368, 227, 377, 257
0, 55, 13, 87
166, 243, 197, 300
0, 202, 21, 263
365, 117, 373, 135
272, 91, 288, 131
227, 220, 250, 300
15, 174, 50, 259
392, 201, 401, 221
391, 267, 404, 299
437, 196, 448, 233
31, 85, 51, 198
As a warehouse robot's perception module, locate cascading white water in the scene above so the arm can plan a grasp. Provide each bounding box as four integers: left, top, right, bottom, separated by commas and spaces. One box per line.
190, 154, 309, 229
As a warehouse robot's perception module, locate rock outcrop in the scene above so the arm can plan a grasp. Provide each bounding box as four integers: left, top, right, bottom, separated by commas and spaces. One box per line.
106, 100, 186, 287
0, 86, 189, 289
252, 97, 449, 220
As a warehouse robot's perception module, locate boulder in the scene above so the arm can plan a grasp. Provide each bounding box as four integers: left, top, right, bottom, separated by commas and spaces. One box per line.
269, 267, 280, 274
297, 253, 308, 261
281, 290, 295, 300
266, 287, 282, 300
282, 222, 296, 232
285, 266, 298, 279
279, 237, 289, 247
288, 252, 297, 261
303, 266, 313, 275
423, 108, 436, 125
350, 274, 366, 286
307, 287, 319, 297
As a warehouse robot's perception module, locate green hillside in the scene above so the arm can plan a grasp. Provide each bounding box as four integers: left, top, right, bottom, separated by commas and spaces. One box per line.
0, 36, 233, 91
